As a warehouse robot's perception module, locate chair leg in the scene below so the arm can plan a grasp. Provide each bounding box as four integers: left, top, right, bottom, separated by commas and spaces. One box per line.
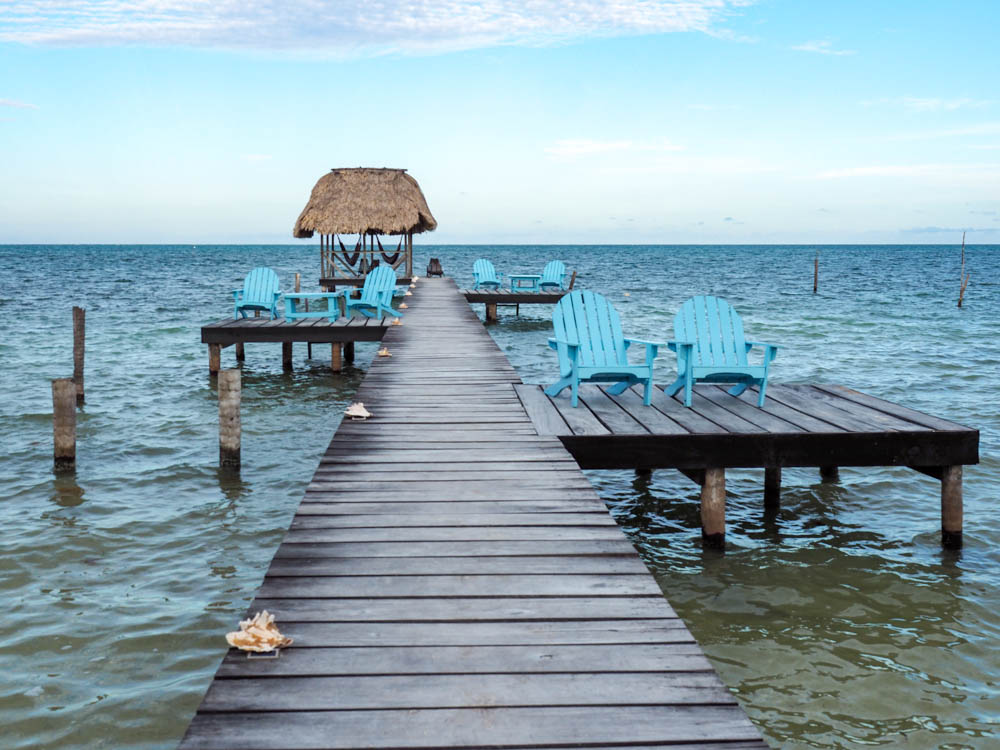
757, 380, 768, 407
571, 379, 579, 407
642, 379, 652, 406
607, 379, 631, 396
544, 377, 572, 398
728, 382, 749, 397
665, 377, 684, 397
684, 379, 693, 407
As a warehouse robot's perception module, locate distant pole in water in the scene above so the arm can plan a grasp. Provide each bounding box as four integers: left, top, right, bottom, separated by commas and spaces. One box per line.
813, 251, 819, 294
72, 306, 85, 404
52, 378, 76, 472
958, 232, 971, 308
568, 270, 578, 290
218, 369, 241, 469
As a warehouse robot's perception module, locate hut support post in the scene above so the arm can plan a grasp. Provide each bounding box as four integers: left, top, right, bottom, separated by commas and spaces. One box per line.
764, 467, 781, 509
941, 465, 963, 549
331, 343, 342, 372
701, 467, 726, 549
406, 232, 413, 277
235, 343, 245, 361
218, 369, 241, 469
344, 342, 355, 363
208, 344, 221, 376
282, 342, 293, 370
72, 306, 85, 405
52, 378, 76, 472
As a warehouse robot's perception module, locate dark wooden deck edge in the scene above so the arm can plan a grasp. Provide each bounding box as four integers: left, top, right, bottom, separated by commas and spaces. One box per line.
201, 319, 390, 344
462, 289, 569, 304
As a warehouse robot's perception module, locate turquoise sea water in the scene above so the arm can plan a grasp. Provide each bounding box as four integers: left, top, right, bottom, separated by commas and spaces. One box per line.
1, 244, 997, 749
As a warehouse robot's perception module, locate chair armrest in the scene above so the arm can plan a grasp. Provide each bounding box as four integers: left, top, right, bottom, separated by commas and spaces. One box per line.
625, 337, 667, 348
746, 341, 779, 350
232, 289, 243, 298
745, 341, 779, 362
547, 337, 579, 352
667, 340, 695, 352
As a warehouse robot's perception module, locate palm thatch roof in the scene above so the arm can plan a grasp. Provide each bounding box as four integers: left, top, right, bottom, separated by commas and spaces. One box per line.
293, 168, 437, 238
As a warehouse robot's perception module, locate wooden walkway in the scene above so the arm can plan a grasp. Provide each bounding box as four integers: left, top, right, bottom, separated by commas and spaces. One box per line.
180, 278, 768, 749
516, 383, 978, 548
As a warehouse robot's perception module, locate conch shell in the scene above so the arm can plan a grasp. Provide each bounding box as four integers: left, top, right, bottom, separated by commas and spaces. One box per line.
412, 276, 420, 281
409, 283, 416, 289
345, 402, 372, 419
226, 611, 292, 653
392, 318, 402, 326
399, 303, 408, 309
377, 347, 392, 357
404, 291, 412, 297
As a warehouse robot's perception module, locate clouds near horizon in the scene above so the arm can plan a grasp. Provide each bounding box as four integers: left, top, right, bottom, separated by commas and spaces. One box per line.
0, 0, 754, 55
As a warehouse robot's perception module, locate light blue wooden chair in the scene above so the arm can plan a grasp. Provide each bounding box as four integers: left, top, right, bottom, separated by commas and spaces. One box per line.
539, 260, 568, 291
233, 267, 282, 320
666, 295, 779, 407
472, 259, 503, 290
544, 290, 663, 407
341, 265, 401, 319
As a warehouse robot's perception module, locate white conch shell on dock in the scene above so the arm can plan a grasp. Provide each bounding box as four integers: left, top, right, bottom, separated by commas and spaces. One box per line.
399, 303, 408, 309
225, 611, 292, 653
412, 276, 420, 281
404, 291, 412, 296
623, 292, 631, 297
392, 318, 402, 326
377, 347, 392, 357
345, 402, 372, 419
409, 283, 416, 288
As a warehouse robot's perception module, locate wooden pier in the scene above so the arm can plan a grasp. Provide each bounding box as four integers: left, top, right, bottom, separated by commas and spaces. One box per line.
461, 288, 569, 322
515, 382, 978, 548
201, 316, 391, 374
180, 278, 768, 749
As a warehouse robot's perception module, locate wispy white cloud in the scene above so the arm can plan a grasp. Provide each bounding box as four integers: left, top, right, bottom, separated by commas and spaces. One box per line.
900, 96, 991, 112
0, 1, 756, 56
792, 40, 855, 56
0, 98, 38, 109
545, 138, 683, 157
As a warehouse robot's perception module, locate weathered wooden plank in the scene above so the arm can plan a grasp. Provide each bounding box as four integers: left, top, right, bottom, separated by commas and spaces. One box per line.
815, 384, 974, 432
180, 705, 762, 749
281, 526, 628, 543
290, 512, 616, 528
263, 555, 650, 577
257, 573, 664, 598
296, 500, 606, 515
513, 383, 570, 436
273, 539, 640, 558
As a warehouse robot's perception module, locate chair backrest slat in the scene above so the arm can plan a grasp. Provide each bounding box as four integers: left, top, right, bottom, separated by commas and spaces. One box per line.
554, 290, 627, 369
360, 265, 396, 304
675, 295, 748, 368
541, 260, 565, 287
473, 258, 499, 284
242, 267, 280, 306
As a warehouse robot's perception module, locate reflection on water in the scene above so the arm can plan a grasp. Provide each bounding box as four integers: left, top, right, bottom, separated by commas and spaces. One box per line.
1, 244, 998, 749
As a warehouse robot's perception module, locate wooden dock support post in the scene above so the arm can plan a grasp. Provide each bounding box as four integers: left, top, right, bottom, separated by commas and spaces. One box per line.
282, 341, 293, 370
813, 251, 819, 294
72, 306, 85, 405
486, 303, 498, 322
218, 369, 241, 469
52, 378, 76, 472
331, 343, 342, 372
700, 467, 726, 548
208, 344, 221, 376
235, 343, 245, 361
764, 467, 781, 508
569, 270, 577, 290
820, 465, 839, 482
941, 465, 963, 549
344, 341, 355, 363
635, 468, 652, 478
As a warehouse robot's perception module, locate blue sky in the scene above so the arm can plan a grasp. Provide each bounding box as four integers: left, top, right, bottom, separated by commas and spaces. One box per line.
2, 0, 999, 244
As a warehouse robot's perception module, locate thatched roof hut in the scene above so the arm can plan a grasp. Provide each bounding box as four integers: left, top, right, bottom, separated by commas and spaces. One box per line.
293, 167, 437, 238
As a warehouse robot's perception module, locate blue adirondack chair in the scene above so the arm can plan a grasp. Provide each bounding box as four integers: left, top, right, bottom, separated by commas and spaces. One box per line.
665, 295, 779, 407
341, 265, 401, 319
544, 290, 663, 407
539, 260, 568, 291
472, 259, 503, 290
233, 267, 282, 320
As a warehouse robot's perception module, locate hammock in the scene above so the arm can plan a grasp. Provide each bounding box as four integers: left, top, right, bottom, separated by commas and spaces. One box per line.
338, 236, 361, 266
378, 236, 401, 265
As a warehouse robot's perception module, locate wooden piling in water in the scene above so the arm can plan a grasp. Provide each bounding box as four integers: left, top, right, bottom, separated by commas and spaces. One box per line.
235, 343, 245, 361
282, 341, 293, 370
813, 251, 819, 294
72, 306, 85, 405
941, 465, 963, 549
218, 369, 241, 469
700, 467, 725, 548
344, 341, 355, 363
208, 343, 221, 375
331, 343, 342, 372
569, 270, 578, 290
764, 467, 781, 508
820, 465, 839, 482
485, 303, 498, 322
52, 378, 76, 472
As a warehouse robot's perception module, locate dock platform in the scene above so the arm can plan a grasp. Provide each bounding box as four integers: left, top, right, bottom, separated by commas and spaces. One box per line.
461, 288, 569, 321
515, 382, 978, 548
180, 278, 768, 749
201, 316, 392, 374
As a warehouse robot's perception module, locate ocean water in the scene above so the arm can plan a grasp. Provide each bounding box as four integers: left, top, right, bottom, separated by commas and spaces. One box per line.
1, 244, 997, 749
